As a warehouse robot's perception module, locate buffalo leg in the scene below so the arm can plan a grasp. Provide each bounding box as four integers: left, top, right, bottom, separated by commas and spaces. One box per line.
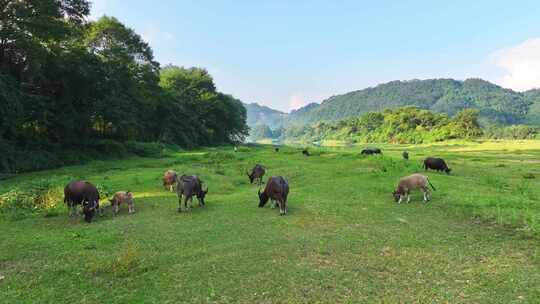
178, 194, 183, 212
184, 196, 191, 212
128, 201, 135, 213
114, 202, 119, 215
278, 200, 286, 216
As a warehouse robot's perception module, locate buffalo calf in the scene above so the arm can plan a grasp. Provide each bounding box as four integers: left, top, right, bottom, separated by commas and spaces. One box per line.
110, 191, 135, 215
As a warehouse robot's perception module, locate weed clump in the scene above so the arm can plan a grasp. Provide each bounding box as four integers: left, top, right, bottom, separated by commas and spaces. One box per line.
0, 179, 64, 218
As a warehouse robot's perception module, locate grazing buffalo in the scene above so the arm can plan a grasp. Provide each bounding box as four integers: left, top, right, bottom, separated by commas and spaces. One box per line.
274, 147, 280, 152
110, 191, 135, 215
176, 175, 208, 212
393, 174, 436, 204
247, 164, 266, 185
64, 180, 100, 223
423, 157, 451, 174
402, 151, 409, 160
361, 148, 382, 155
302, 149, 310, 156
163, 170, 178, 192
258, 176, 289, 215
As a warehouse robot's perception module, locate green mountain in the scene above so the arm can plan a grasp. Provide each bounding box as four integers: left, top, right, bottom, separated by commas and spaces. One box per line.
243, 102, 286, 129
524, 89, 540, 125
284, 78, 534, 126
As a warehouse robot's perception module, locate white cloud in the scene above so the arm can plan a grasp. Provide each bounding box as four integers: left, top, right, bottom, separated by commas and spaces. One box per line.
491, 38, 540, 91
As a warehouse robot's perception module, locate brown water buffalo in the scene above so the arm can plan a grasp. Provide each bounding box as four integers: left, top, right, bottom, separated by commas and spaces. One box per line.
176, 175, 208, 212
258, 176, 289, 215
64, 180, 100, 223
163, 170, 178, 191
110, 191, 135, 215
423, 157, 451, 174
392, 174, 436, 204
247, 164, 266, 185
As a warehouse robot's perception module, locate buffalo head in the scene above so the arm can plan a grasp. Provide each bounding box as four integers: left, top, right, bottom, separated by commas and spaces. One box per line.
258, 189, 269, 207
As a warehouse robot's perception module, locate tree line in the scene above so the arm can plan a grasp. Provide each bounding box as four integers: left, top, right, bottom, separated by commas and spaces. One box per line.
251, 107, 539, 144
0, 1, 248, 173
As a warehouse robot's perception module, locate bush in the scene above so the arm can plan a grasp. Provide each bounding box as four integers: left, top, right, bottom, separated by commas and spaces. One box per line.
0, 179, 64, 217
125, 141, 165, 157
91, 139, 128, 157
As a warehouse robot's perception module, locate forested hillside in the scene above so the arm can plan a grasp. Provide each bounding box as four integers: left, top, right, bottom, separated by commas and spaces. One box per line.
0, 1, 248, 173
284, 79, 532, 126
244, 103, 285, 129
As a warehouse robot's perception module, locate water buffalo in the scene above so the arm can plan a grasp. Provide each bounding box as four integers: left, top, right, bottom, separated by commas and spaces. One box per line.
392, 174, 436, 204
402, 151, 409, 160
176, 175, 208, 212
64, 180, 100, 223
110, 191, 135, 215
258, 176, 289, 215
163, 170, 178, 192
361, 148, 382, 155
423, 157, 451, 174
275, 147, 280, 152
302, 149, 310, 156
247, 164, 266, 185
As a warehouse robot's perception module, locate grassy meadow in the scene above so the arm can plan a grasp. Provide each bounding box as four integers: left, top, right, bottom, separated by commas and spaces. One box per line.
1, 141, 540, 303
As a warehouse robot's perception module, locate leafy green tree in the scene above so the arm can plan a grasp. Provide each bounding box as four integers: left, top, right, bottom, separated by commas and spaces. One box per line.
448, 109, 482, 138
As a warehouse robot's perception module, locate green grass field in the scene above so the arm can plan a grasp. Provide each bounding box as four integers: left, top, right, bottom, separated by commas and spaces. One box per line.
1, 141, 540, 303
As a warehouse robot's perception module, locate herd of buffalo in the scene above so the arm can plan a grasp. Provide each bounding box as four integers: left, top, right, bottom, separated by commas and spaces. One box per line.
63, 147, 452, 222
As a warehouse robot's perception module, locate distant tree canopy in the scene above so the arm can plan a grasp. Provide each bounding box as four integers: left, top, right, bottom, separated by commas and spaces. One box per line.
0, 1, 248, 172
279, 107, 488, 144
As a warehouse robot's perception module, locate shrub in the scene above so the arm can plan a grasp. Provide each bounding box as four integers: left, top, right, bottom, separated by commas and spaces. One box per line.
92, 139, 128, 157
0, 179, 64, 217
125, 141, 165, 157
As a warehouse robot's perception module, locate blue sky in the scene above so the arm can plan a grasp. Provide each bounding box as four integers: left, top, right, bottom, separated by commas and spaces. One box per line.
91, 0, 540, 112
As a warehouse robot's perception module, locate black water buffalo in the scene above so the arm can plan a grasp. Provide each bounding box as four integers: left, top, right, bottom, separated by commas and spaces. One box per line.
258, 176, 289, 215
423, 157, 451, 174
361, 148, 382, 155
302, 149, 310, 156
247, 164, 266, 185
176, 175, 208, 212
274, 147, 280, 152
64, 180, 100, 223
402, 151, 409, 160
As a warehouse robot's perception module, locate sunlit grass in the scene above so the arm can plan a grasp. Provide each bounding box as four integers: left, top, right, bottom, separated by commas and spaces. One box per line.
1, 142, 540, 303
